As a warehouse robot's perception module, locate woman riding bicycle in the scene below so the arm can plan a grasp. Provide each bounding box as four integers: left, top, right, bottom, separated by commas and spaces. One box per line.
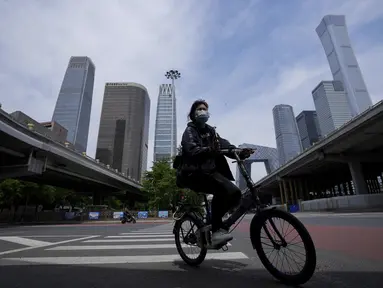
176, 99, 252, 246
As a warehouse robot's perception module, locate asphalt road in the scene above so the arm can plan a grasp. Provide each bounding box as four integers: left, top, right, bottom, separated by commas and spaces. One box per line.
0, 212, 382, 288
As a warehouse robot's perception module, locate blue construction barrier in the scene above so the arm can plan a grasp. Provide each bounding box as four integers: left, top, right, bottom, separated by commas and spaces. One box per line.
289, 204, 299, 213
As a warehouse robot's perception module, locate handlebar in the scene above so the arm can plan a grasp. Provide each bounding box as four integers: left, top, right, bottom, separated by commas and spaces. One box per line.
219, 148, 256, 154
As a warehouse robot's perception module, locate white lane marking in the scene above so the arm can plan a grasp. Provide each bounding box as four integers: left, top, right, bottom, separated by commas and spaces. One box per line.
3, 252, 248, 265
0, 235, 99, 256
107, 234, 173, 238
47, 242, 232, 251
17, 235, 93, 238
84, 238, 174, 243
120, 232, 173, 235
0, 236, 51, 247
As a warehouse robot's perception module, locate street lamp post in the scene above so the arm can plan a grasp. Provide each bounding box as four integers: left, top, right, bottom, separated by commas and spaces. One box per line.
165, 70, 181, 158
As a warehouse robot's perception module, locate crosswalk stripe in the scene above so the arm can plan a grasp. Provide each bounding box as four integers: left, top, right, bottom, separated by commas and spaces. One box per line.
107, 234, 173, 238
119, 232, 173, 235
0, 236, 51, 247
47, 242, 232, 251
84, 238, 174, 243
3, 252, 248, 265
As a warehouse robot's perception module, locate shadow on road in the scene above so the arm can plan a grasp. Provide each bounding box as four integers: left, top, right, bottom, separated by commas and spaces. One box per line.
0, 259, 382, 288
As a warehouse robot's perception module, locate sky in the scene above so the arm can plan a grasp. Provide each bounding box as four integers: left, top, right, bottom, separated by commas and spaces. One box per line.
0, 0, 383, 183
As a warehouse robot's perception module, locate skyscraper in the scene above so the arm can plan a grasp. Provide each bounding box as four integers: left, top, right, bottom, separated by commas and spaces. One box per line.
235, 144, 279, 191
153, 84, 177, 161
312, 80, 352, 137
272, 104, 302, 165
52, 56, 95, 153
296, 111, 322, 150
96, 82, 150, 182
316, 15, 372, 117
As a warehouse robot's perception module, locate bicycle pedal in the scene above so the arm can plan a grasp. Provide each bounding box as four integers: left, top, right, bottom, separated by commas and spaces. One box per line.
221, 244, 229, 251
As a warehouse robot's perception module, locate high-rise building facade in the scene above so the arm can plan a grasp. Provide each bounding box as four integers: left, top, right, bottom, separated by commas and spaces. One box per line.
312, 80, 352, 137
273, 104, 302, 165
296, 111, 322, 150
316, 15, 372, 117
153, 84, 177, 161
52, 56, 95, 153
96, 82, 150, 182
235, 144, 279, 191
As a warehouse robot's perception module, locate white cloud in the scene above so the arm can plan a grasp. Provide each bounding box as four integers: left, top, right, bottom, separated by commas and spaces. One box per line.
0, 0, 215, 166
0, 0, 382, 186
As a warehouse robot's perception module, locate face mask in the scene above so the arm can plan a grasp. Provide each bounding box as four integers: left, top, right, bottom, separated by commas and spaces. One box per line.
195, 110, 209, 124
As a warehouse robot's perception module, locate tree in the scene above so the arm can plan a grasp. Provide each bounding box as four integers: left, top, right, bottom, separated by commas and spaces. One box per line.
142, 158, 202, 211
0, 179, 24, 212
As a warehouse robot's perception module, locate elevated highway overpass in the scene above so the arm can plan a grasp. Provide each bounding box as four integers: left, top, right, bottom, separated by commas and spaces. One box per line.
0, 108, 146, 202
253, 100, 383, 210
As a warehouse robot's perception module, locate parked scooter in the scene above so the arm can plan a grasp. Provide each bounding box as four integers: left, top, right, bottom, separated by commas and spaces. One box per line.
121, 211, 136, 224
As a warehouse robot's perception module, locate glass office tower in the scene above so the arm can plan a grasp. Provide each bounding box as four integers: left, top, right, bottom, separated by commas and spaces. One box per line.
312, 80, 352, 137
52, 56, 95, 153
296, 111, 322, 150
273, 104, 302, 165
153, 84, 177, 161
316, 15, 372, 117
96, 82, 150, 182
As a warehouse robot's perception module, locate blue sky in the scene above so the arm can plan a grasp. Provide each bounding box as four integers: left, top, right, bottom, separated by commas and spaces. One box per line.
0, 0, 382, 181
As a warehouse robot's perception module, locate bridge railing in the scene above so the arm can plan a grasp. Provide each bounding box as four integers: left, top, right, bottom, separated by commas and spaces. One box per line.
0, 107, 141, 186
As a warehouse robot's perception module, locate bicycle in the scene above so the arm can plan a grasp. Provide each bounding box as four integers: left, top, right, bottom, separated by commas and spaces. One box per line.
172, 148, 317, 286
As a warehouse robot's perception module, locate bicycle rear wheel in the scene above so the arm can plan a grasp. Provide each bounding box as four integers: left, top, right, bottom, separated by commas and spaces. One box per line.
252, 209, 316, 286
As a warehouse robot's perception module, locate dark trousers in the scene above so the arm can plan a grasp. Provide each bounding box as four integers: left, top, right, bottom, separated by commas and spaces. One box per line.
185, 171, 241, 232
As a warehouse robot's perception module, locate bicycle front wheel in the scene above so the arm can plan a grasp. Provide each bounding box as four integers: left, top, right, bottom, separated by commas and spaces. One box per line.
252, 209, 316, 286
174, 214, 207, 266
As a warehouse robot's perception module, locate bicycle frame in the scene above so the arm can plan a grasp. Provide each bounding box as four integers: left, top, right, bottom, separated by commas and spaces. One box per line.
220, 148, 263, 229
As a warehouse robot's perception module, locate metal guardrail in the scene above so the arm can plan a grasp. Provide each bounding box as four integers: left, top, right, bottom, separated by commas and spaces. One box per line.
0, 108, 142, 189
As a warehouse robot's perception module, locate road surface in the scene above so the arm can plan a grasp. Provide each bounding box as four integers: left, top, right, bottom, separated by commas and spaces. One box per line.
0, 212, 382, 287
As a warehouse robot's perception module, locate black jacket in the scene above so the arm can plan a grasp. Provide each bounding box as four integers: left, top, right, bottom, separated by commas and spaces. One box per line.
177, 122, 236, 181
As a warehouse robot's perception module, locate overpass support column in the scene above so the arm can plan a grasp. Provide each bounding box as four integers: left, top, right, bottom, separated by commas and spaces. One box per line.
348, 162, 368, 195
278, 181, 285, 206
297, 179, 303, 200
282, 180, 289, 206
288, 180, 295, 205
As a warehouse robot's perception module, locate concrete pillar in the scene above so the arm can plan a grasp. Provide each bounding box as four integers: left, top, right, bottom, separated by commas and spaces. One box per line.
278, 181, 285, 206
348, 162, 368, 195
376, 179, 380, 193
297, 179, 304, 200
346, 181, 351, 195
304, 179, 310, 200
366, 180, 372, 194
288, 180, 295, 204
349, 180, 355, 195
282, 180, 289, 205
